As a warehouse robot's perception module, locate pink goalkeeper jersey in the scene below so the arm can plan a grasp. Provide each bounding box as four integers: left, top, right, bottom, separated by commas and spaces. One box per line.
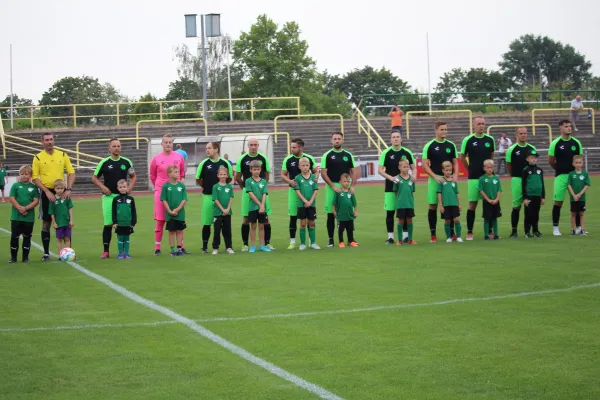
149, 151, 185, 191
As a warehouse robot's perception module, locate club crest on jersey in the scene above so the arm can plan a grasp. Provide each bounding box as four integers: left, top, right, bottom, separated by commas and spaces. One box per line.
343, 156, 349, 162
28, 187, 34, 192
537, 170, 541, 174
493, 180, 498, 184
408, 181, 413, 186
446, 148, 451, 153
126, 199, 131, 204
120, 165, 127, 170
177, 187, 183, 192
401, 155, 407, 160
485, 143, 491, 148
259, 184, 264, 189
580, 175, 585, 180
571, 146, 577, 151
452, 183, 456, 187
225, 188, 230, 193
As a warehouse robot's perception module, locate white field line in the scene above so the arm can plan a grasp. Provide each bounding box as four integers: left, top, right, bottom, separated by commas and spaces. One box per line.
0, 228, 343, 400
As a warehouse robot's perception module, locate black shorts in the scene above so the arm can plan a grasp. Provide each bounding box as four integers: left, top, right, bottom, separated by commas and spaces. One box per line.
0, 185, 5, 191
115, 226, 134, 235
297, 206, 317, 221
482, 202, 501, 220
571, 201, 586, 213
396, 208, 415, 219
39, 189, 56, 222
442, 206, 460, 220
248, 210, 268, 224
11, 220, 34, 237
166, 220, 187, 232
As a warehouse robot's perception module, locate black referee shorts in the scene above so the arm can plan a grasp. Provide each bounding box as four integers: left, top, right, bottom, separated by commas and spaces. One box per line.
39, 189, 56, 222
482, 202, 501, 220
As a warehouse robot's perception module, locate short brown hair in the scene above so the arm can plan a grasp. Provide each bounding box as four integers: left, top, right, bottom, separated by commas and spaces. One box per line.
208, 141, 220, 153
291, 138, 305, 147
19, 165, 32, 175
573, 155, 584, 162
109, 137, 120, 144
54, 179, 66, 189
398, 159, 410, 167
441, 161, 452, 170
340, 173, 351, 180
331, 132, 344, 138
435, 121, 447, 129
41, 132, 53, 139
558, 119, 572, 127
166, 165, 179, 174
117, 179, 128, 186
249, 160, 262, 169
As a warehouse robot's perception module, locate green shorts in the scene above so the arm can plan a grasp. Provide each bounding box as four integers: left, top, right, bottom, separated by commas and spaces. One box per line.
553, 174, 569, 202
202, 194, 214, 226
241, 190, 271, 217
427, 176, 441, 205
511, 177, 523, 208
102, 193, 118, 225
288, 187, 298, 217
468, 179, 482, 202
324, 183, 342, 213
384, 192, 396, 211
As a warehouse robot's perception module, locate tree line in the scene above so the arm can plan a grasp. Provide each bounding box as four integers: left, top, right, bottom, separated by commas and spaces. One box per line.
2, 14, 598, 127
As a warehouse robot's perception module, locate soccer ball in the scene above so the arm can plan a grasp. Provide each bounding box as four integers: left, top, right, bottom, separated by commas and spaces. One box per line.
59, 248, 76, 262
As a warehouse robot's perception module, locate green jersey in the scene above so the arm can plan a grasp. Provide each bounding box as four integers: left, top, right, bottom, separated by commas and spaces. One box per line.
392, 176, 415, 209
48, 198, 74, 228
478, 174, 502, 200
160, 182, 188, 221
437, 179, 460, 207
10, 181, 39, 222
333, 191, 357, 221
112, 194, 137, 226
521, 164, 545, 199
294, 173, 318, 208
245, 177, 269, 212
212, 183, 234, 216
0, 167, 7, 185
568, 171, 591, 202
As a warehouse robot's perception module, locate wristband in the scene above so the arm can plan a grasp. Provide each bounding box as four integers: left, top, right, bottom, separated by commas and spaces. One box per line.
65, 188, 72, 191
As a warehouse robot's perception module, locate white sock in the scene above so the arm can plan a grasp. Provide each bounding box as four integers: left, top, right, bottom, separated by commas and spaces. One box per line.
402, 231, 409, 240
387, 232, 394, 240
290, 239, 296, 244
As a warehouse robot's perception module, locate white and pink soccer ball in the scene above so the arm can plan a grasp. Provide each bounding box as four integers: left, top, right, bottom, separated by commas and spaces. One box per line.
59, 247, 76, 262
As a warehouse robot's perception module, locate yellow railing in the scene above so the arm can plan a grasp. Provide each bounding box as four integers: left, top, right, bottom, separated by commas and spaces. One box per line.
273, 114, 344, 144
2, 133, 103, 169
354, 107, 387, 153
75, 137, 150, 168
0, 113, 6, 159
487, 124, 553, 142
532, 108, 595, 136
218, 132, 291, 157
406, 109, 473, 139
0, 96, 301, 129
135, 118, 207, 150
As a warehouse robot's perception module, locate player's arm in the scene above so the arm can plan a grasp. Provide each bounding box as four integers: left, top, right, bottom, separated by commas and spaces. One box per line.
378, 151, 395, 182
281, 170, 295, 186
247, 189, 261, 207
349, 153, 359, 189
226, 162, 234, 184
195, 160, 205, 188
50, 213, 58, 229
548, 140, 557, 170
320, 167, 336, 189
505, 146, 514, 176
68, 207, 74, 227
112, 197, 118, 226
128, 164, 137, 193
263, 158, 271, 182
437, 192, 444, 212
331, 194, 338, 217
460, 137, 470, 170
489, 136, 496, 160
308, 188, 318, 205
407, 151, 417, 181
352, 193, 358, 217
234, 171, 244, 188
175, 199, 187, 213
149, 158, 157, 186
540, 170, 546, 202
521, 168, 529, 200
130, 198, 137, 226
64, 154, 76, 194
294, 187, 308, 204
478, 180, 491, 203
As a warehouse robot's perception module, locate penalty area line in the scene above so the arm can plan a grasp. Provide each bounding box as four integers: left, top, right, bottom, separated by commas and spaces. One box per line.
0, 228, 343, 400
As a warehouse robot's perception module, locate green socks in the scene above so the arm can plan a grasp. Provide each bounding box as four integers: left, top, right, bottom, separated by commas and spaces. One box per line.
484, 220, 490, 238
492, 219, 499, 237
117, 235, 125, 254
300, 228, 306, 245
407, 223, 413, 241
397, 224, 403, 242
308, 227, 316, 244
124, 237, 130, 255
444, 224, 452, 239
455, 222, 462, 238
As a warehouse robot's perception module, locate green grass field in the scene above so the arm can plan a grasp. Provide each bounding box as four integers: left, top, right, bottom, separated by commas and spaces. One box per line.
1, 178, 599, 400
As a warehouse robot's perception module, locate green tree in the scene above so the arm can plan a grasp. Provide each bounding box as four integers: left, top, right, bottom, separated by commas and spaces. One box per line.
333, 66, 411, 109
435, 68, 510, 103
499, 34, 592, 89
133, 93, 159, 118
0, 94, 34, 119
39, 76, 123, 125
165, 77, 202, 101
233, 14, 317, 98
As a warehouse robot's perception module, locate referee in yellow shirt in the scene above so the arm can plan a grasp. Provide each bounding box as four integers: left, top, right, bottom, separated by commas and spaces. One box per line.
32, 132, 76, 261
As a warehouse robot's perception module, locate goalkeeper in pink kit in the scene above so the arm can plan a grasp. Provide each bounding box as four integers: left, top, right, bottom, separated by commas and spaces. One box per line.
149, 134, 186, 255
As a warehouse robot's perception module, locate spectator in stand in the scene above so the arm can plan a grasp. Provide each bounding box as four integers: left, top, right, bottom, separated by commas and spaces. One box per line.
388, 106, 404, 134
175, 144, 188, 178
224, 153, 234, 167
496, 132, 512, 175
570, 95, 584, 132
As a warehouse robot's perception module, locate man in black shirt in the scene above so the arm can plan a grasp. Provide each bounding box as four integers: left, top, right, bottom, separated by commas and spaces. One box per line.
506, 127, 536, 237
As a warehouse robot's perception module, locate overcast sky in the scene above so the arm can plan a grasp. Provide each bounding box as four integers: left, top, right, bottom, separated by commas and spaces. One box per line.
1, 0, 598, 103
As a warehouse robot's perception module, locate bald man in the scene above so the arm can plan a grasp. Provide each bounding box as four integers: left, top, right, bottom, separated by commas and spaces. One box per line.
235, 138, 274, 251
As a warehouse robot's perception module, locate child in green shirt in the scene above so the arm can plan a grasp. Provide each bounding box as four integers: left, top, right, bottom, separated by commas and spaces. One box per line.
245, 160, 271, 253
112, 179, 137, 259
294, 157, 320, 250
437, 161, 463, 243
161, 165, 188, 256
393, 159, 417, 245
332, 173, 359, 248
48, 179, 74, 256
567, 155, 590, 236
478, 159, 502, 240
8, 165, 39, 263
212, 166, 235, 254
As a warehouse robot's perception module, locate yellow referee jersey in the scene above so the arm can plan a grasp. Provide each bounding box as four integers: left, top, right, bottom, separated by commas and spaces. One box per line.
32, 150, 75, 189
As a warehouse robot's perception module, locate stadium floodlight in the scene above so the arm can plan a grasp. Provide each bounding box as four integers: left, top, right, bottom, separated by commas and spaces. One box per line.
184, 13, 222, 120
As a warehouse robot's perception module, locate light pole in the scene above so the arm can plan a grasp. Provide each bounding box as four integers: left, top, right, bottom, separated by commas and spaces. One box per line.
226, 36, 233, 121
10, 44, 14, 129
185, 13, 221, 120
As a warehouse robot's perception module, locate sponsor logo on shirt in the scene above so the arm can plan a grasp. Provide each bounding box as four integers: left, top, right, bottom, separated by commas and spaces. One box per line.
121, 165, 127, 170
446, 148, 451, 153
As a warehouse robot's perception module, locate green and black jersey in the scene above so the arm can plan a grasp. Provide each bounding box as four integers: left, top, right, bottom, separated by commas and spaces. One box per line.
245, 177, 269, 211
548, 137, 583, 176
212, 183, 234, 216
379, 146, 415, 192
568, 171, 591, 202
48, 198, 74, 228
196, 157, 233, 195
94, 156, 134, 194
333, 191, 357, 221
437, 179, 460, 207
422, 139, 458, 176
112, 194, 137, 226
506, 143, 536, 178
10, 181, 39, 222
521, 164, 545, 199
461, 134, 496, 179
282, 153, 316, 187
392, 176, 415, 209
160, 182, 187, 221
236, 152, 270, 183
478, 174, 502, 199
294, 173, 318, 208
320, 149, 356, 183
